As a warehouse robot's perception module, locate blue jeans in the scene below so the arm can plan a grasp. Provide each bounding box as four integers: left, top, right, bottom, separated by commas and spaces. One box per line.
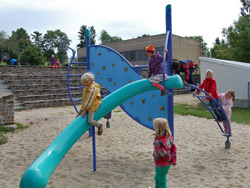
209, 99, 225, 120
154, 166, 171, 188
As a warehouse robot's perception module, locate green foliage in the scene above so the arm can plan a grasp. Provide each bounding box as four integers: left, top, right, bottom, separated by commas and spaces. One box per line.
31, 31, 45, 50
100, 30, 122, 44
77, 25, 96, 48
43, 29, 71, 51
56, 49, 68, 64
9, 28, 31, 54
188, 36, 209, 56
137, 34, 150, 38
19, 44, 45, 65
211, 0, 250, 62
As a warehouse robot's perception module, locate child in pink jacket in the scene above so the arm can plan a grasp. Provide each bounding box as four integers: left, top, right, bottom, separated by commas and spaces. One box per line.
218, 89, 235, 136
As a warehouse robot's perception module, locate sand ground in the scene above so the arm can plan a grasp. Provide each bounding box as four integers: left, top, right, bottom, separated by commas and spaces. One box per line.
0, 94, 250, 188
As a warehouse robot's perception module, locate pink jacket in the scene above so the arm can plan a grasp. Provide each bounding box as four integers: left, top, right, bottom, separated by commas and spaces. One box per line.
218, 93, 233, 119
153, 135, 177, 167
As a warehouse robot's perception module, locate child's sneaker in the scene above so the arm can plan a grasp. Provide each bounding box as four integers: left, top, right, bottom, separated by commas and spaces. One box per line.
97, 124, 103, 135
222, 132, 229, 136
160, 90, 172, 96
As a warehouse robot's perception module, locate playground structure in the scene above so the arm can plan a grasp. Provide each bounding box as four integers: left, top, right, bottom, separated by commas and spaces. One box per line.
20, 5, 180, 188
19, 4, 232, 188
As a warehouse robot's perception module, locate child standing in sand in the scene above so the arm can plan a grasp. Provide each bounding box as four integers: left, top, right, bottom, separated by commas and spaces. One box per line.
196, 69, 225, 122
218, 89, 235, 136
152, 118, 177, 188
145, 45, 169, 96
76, 72, 103, 135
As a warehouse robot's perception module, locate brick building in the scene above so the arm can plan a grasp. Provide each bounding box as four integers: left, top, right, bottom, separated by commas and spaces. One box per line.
77, 33, 202, 66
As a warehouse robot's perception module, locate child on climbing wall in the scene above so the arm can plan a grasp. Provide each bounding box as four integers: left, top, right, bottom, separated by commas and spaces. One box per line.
152, 118, 177, 188
145, 45, 169, 96
196, 69, 225, 122
76, 72, 103, 135
218, 89, 235, 136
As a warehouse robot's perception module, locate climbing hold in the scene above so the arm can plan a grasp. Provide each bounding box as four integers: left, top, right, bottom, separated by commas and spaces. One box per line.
159, 106, 165, 111
152, 94, 155, 98
102, 66, 105, 70
141, 98, 145, 103
113, 82, 116, 86
98, 52, 101, 56
131, 101, 133, 105
91, 62, 94, 66
124, 67, 128, 72
128, 80, 131, 83
96, 72, 99, 75
148, 116, 152, 121
112, 63, 115, 67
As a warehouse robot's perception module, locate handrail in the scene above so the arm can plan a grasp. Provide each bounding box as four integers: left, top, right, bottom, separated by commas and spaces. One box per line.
162, 31, 170, 94
66, 49, 78, 112
185, 83, 232, 139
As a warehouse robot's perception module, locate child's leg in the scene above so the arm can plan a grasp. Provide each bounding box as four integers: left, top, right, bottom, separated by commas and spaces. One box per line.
88, 111, 103, 135
152, 82, 164, 91
154, 166, 171, 188
223, 121, 229, 134
88, 111, 99, 127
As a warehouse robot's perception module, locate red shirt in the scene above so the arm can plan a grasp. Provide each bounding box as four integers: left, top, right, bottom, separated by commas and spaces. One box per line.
197, 77, 219, 100
153, 135, 177, 167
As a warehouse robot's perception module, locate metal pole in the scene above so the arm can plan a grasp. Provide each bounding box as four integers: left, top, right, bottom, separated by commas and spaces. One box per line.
248, 82, 250, 109
166, 4, 174, 137
86, 28, 97, 172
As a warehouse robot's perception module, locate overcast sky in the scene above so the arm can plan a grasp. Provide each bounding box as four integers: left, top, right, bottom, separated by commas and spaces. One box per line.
0, 0, 242, 53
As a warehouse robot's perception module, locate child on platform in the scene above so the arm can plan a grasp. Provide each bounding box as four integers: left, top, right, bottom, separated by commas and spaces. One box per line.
171, 59, 196, 91
153, 118, 177, 188
145, 45, 169, 96
76, 72, 103, 135
196, 69, 225, 121
218, 89, 235, 136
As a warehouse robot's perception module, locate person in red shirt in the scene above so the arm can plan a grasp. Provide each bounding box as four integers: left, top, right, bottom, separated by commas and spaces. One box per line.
152, 118, 177, 188
196, 69, 225, 121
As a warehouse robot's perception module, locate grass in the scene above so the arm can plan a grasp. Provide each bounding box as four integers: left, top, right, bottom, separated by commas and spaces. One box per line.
0, 122, 28, 145
174, 102, 250, 125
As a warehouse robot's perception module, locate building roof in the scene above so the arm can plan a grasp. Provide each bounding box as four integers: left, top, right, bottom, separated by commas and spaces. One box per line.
199, 57, 250, 71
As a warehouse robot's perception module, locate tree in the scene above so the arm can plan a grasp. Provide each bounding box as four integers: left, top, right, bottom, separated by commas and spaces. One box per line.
99, 30, 122, 44
188, 36, 209, 56
31, 31, 45, 50
240, 0, 250, 19
19, 44, 45, 65
43, 29, 71, 50
77, 25, 96, 48
211, 0, 250, 62
43, 29, 71, 63
7, 28, 31, 57
137, 34, 150, 38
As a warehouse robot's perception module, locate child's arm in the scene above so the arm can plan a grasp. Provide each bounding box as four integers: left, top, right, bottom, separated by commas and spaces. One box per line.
170, 142, 177, 165
165, 49, 169, 62
196, 80, 205, 94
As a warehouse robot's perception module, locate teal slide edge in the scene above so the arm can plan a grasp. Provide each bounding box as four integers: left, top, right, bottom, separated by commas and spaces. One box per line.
20, 75, 183, 188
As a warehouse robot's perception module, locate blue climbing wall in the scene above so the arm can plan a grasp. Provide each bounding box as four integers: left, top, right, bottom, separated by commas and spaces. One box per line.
89, 45, 168, 130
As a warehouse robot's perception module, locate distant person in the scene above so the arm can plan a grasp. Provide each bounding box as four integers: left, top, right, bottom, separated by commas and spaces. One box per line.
171, 59, 196, 91
10, 59, 19, 65
76, 72, 103, 135
152, 118, 177, 188
196, 69, 225, 122
218, 89, 235, 136
50, 55, 55, 66
55, 59, 60, 67
145, 45, 170, 96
